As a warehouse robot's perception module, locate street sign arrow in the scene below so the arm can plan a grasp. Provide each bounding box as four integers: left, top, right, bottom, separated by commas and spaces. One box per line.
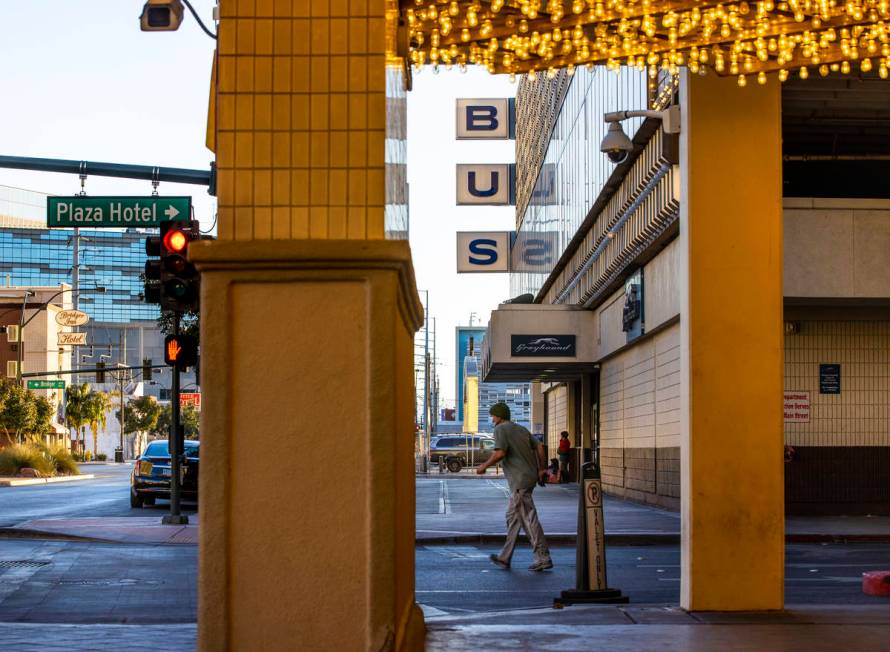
165, 205, 180, 219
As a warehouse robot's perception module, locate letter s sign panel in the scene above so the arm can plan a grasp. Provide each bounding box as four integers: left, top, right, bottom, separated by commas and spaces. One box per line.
456, 232, 511, 273
456, 98, 514, 139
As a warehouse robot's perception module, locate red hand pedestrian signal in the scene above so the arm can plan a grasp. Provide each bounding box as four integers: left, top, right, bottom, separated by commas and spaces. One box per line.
167, 338, 182, 362
164, 334, 198, 370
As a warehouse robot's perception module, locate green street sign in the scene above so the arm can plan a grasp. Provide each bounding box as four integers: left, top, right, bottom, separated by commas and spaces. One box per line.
27, 380, 65, 390
46, 196, 191, 228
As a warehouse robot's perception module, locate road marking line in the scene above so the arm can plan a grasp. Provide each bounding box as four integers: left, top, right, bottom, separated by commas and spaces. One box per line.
438, 481, 452, 515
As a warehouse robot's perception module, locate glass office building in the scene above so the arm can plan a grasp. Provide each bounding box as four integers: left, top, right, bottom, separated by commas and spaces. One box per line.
0, 185, 195, 403
0, 221, 159, 323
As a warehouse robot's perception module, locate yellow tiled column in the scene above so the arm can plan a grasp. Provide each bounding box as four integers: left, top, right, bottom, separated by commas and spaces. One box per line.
194, 2, 424, 649
214, 0, 391, 241
678, 71, 785, 611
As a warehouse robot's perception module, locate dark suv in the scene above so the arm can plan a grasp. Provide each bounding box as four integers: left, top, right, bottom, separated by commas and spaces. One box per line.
430, 435, 495, 472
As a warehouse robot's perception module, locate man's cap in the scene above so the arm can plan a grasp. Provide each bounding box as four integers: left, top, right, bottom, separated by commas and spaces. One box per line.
489, 402, 510, 420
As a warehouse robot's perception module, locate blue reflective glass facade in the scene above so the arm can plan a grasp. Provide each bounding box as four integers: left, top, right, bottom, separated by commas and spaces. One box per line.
0, 226, 159, 323
511, 67, 648, 298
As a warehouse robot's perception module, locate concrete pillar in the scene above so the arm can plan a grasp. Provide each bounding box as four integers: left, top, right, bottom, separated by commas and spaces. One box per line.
679, 71, 785, 611
194, 2, 425, 649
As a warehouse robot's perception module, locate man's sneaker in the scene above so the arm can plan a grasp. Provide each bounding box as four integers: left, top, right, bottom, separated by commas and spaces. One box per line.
489, 554, 510, 570
528, 559, 554, 572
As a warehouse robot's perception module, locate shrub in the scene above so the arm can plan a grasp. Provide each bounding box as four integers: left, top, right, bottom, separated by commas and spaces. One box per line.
84, 450, 92, 462
96, 453, 107, 462
0, 443, 54, 477
40, 443, 80, 476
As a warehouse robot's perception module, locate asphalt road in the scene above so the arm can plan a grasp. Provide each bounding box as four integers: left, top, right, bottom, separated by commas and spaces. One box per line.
0, 464, 196, 527
0, 538, 196, 624
416, 542, 890, 614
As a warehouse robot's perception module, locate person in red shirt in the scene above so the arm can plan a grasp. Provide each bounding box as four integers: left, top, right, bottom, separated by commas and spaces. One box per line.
557, 431, 571, 482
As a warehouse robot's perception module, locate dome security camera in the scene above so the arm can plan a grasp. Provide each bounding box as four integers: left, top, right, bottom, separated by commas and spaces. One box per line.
600, 122, 633, 165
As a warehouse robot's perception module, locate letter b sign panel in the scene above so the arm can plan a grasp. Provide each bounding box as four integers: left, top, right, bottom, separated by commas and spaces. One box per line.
456, 98, 513, 139
456, 232, 511, 273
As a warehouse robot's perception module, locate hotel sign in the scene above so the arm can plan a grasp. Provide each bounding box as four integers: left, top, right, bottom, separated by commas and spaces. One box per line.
511, 335, 576, 357
58, 332, 88, 346
55, 310, 89, 327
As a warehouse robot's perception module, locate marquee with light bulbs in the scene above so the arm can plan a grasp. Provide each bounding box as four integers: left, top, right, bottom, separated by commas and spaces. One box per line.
399, 0, 890, 86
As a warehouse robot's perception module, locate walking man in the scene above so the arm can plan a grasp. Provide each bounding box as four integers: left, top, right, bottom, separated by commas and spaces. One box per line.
476, 402, 553, 571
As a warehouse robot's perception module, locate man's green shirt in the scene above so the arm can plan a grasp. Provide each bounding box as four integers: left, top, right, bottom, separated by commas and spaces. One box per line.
493, 421, 540, 491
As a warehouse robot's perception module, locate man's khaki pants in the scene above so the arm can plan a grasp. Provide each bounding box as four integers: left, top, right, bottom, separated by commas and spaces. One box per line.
497, 488, 551, 564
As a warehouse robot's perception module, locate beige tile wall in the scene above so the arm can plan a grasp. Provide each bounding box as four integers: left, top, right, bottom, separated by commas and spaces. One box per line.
216, 0, 391, 240
784, 321, 890, 446
545, 384, 568, 453
600, 323, 681, 450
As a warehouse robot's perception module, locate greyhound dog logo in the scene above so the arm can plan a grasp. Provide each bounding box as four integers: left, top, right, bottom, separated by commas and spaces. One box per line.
513, 336, 574, 355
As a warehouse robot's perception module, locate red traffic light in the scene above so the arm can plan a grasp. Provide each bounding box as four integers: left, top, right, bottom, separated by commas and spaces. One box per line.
163, 228, 189, 254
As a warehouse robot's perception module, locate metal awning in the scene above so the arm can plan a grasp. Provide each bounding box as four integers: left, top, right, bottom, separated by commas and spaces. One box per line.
481, 304, 598, 383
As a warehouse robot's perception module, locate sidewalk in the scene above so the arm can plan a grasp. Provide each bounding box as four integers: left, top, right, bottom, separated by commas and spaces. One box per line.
416, 476, 890, 544
426, 605, 890, 651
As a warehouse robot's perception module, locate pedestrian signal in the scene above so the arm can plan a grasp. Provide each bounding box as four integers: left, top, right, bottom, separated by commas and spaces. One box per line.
164, 334, 198, 370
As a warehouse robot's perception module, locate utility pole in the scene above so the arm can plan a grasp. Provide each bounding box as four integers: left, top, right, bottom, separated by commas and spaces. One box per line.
431, 317, 437, 439
117, 329, 128, 460
422, 291, 430, 471
163, 310, 188, 525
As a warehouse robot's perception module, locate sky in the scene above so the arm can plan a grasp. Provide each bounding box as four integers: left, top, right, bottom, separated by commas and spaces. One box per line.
0, 2, 217, 226
407, 69, 517, 408
0, 3, 517, 407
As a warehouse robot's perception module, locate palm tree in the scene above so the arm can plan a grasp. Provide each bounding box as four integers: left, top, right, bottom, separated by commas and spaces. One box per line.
65, 383, 91, 454
85, 391, 112, 457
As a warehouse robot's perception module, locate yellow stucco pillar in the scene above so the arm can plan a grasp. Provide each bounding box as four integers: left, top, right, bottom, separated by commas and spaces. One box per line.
192, 1, 424, 649
678, 71, 785, 611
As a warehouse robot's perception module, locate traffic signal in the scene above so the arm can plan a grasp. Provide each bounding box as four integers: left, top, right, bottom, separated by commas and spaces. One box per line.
143, 358, 153, 381
160, 220, 201, 313
96, 361, 106, 384
145, 220, 202, 313
164, 334, 198, 371
144, 231, 163, 304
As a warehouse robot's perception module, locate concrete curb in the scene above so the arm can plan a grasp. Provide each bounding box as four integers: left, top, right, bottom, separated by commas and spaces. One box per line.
417, 533, 890, 545
0, 527, 107, 543
416, 532, 681, 546
0, 474, 96, 487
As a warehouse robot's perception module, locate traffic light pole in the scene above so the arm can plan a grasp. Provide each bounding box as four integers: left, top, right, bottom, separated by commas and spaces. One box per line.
162, 310, 189, 526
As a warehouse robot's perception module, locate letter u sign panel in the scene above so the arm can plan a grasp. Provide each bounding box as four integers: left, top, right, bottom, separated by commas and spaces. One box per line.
456, 98, 515, 139
456, 232, 511, 273
456, 164, 514, 205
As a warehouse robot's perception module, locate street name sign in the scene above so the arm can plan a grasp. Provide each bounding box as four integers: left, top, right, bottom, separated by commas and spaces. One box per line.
46, 196, 191, 228
58, 332, 88, 346
28, 379, 65, 390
